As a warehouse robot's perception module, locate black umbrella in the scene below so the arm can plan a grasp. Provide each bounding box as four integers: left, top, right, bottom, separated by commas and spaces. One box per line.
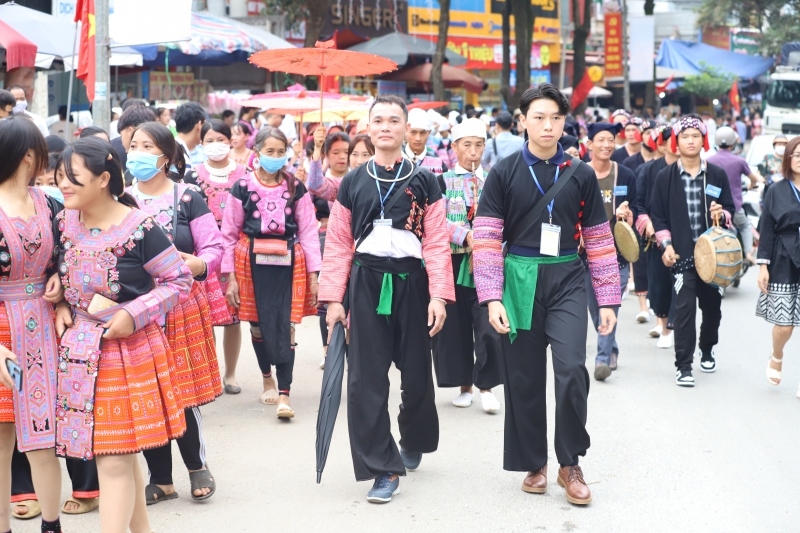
346, 32, 467, 68
315, 321, 347, 483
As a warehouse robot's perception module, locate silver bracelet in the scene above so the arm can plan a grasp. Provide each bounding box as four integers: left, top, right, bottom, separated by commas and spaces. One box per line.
431, 297, 447, 304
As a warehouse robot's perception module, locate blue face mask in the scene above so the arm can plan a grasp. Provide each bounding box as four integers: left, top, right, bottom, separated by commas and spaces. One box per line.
127, 151, 165, 181
259, 153, 287, 174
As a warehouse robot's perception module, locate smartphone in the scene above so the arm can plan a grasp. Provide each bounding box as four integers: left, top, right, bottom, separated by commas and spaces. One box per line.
5, 359, 22, 392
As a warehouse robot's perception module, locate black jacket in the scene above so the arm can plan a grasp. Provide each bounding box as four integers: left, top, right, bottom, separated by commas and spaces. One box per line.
650, 161, 736, 262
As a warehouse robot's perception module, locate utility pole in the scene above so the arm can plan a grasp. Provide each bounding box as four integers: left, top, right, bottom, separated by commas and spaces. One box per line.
94, 0, 111, 132
621, 0, 630, 110
558, 0, 571, 90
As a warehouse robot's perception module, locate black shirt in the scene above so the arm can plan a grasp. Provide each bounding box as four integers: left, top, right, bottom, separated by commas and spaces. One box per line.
478, 143, 608, 249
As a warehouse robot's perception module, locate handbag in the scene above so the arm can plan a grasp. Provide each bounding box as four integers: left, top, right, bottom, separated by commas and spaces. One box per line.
252, 238, 291, 266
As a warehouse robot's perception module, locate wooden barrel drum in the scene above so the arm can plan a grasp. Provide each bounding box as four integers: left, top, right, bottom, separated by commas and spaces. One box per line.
694, 226, 743, 288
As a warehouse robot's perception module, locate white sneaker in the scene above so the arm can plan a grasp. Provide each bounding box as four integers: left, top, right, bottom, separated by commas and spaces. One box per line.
452, 392, 473, 408
319, 358, 325, 369
480, 391, 501, 413
649, 325, 663, 338
657, 332, 673, 349
635, 311, 650, 323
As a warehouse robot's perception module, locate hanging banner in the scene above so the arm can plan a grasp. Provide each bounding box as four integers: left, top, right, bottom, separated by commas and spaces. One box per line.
628, 15, 653, 82
417, 35, 558, 70
604, 8, 623, 78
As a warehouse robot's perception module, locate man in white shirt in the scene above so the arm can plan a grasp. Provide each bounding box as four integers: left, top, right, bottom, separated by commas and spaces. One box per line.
8, 85, 49, 137
174, 102, 207, 169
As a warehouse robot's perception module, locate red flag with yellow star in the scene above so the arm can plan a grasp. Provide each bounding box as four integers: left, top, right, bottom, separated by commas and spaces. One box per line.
75, 0, 96, 102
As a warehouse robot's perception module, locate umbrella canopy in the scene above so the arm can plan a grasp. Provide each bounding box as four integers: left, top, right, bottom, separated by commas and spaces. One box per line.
178, 11, 293, 56
0, 2, 76, 58
0, 19, 37, 70
250, 39, 397, 78
560, 86, 613, 98
315, 322, 347, 484
383, 63, 487, 94
300, 105, 369, 123
347, 32, 467, 68
241, 89, 368, 115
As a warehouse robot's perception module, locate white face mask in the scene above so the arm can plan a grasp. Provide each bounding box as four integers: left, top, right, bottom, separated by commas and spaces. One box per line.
12, 100, 27, 114
775, 145, 786, 156
204, 142, 231, 162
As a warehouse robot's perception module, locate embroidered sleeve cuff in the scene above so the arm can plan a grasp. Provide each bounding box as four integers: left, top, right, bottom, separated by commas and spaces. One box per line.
634, 214, 651, 236
472, 216, 505, 304
655, 230, 672, 248
449, 221, 469, 246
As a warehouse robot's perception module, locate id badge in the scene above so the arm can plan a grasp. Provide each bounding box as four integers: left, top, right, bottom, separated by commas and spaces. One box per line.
705, 184, 721, 198
372, 218, 393, 253
540, 223, 561, 257
614, 185, 628, 197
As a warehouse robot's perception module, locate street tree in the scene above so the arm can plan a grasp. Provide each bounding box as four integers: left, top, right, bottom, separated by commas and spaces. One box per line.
697, 0, 800, 56
431, 0, 451, 102
500, 0, 514, 108
680, 62, 734, 110
263, 0, 333, 47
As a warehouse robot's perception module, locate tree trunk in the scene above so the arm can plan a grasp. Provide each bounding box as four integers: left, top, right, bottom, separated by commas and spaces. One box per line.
303, 0, 332, 48
500, 0, 516, 108
432, 0, 451, 101
513, 0, 533, 98
571, 0, 592, 115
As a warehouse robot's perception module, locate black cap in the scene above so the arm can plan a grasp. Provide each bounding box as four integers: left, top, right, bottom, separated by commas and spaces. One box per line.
496, 111, 513, 129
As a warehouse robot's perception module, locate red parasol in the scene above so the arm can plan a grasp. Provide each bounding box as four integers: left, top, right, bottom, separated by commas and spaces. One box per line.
407, 99, 451, 111
249, 39, 397, 113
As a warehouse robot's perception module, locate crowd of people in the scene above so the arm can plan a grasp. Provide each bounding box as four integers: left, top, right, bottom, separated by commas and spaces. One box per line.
0, 80, 798, 533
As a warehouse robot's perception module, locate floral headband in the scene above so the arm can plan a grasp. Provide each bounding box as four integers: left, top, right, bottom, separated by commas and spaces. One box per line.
611, 109, 631, 120
670, 116, 709, 152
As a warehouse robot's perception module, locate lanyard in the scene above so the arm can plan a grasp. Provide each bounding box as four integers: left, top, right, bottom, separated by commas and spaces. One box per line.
791, 181, 800, 205
372, 160, 404, 218
528, 165, 560, 223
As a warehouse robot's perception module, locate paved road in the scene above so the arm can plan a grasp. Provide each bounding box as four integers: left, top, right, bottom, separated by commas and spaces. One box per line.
14, 269, 800, 532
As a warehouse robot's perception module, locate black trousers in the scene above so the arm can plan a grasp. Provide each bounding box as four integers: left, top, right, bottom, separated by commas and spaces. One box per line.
673, 268, 722, 371
249, 322, 294, 392
646, 246, 674, 318
143, 407, 205, 486
501, 257, 590, 472
633, 241, 649, 293
347, 259, 439, 481
432, 255, 502, 390
12, 447, 99, 499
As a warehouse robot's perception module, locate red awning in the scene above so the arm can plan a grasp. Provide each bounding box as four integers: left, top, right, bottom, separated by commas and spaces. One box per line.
0, 19, 37, 70
382, 63, 487, 94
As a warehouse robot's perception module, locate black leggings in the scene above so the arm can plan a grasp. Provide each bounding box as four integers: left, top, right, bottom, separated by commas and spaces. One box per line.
250, 323, 293, 394
143, 407, 205, 486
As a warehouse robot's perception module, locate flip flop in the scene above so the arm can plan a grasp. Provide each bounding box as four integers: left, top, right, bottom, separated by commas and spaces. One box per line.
260, 389, 278, 405
62, 497, 100, 515
145, 484, 178, 506
11, 499, 41, 520
189, 469, 216, 501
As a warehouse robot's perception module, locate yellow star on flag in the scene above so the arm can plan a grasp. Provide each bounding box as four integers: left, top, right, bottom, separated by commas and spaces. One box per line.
88, 13, 96, 38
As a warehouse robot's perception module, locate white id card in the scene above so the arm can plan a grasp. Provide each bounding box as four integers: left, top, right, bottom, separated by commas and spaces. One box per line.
372, 218, 393, 253
540, 223, 561, 257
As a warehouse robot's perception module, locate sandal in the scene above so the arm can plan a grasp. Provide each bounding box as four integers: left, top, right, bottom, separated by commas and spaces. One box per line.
189, 468, 216, 501
11, 499, 41, 520
145, 484, 178, 506
767, 352, 782, 386
276, 403, 295, 419
62, 496, 100, 515
260, 388, 278, 405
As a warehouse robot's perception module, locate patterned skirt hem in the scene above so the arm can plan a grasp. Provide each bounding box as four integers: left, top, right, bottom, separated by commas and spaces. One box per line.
756, 284, 800, 326
92, 430, 186, 456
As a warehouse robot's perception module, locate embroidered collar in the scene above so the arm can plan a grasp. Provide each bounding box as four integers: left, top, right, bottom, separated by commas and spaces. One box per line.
521, 142, 565, 167
454, 164, 484, 179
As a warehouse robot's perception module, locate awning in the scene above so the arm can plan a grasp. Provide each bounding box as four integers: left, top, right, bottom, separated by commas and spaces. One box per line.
656, 39, 774, 79
134, 11, 294, 67
347, 32, 467, 68
382, 63, 486, 93
0, 19, 37, 70
0, 3, 76, 58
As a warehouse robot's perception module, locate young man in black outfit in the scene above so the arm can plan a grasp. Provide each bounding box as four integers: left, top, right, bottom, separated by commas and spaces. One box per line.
650, 116, 736, 387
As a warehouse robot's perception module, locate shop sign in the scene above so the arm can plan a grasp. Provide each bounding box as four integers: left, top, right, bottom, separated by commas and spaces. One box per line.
604, 7, 623, 77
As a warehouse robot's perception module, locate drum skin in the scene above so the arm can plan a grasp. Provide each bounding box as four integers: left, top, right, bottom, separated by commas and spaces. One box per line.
694, 226, 743, 288
614, 220, 640, 263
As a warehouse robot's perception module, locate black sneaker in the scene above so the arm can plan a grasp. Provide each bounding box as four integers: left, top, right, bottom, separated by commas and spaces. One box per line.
699, 351, 716, 373
594, 363, 612, 381
675, 369, 695, 387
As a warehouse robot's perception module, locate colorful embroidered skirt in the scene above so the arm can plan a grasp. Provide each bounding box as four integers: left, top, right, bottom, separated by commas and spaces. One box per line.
201, 271, 239, 327
91, 322, 186, 455
234, 236, 316, 324
165, 282, 223, 408
0, 303, 15, 423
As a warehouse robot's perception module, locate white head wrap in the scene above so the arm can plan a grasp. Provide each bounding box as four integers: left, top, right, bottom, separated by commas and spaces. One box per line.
451, 118, 487, 142
408, 108, 432, 130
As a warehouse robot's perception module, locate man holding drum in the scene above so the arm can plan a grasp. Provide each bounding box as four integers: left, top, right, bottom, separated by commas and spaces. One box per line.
585, 123, 639, 381
650, 116, 736, 387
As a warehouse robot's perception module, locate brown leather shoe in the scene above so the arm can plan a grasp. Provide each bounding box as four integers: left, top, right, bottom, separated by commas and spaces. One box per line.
557, 465, 592, 505
521, 465, 547, 494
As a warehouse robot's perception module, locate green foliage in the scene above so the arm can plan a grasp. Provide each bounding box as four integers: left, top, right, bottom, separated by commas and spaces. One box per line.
680, 63, 734, 99
696, 0, 800, 56
262, 0, 309, 31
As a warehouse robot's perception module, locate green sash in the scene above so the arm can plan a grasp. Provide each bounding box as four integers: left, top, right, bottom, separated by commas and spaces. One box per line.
456, 253, 475, 288
502, 253, 579, 343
